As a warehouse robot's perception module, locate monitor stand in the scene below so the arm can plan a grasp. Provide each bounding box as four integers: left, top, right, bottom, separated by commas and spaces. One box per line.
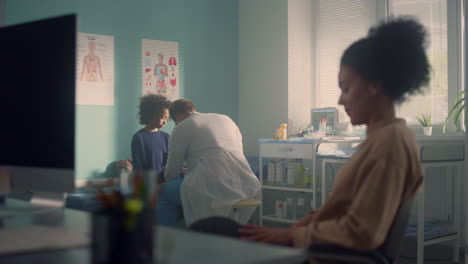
7, 190, 66, 208
30, 192, 66, 208
31, 192, 67, 225
0, 192, 66, 223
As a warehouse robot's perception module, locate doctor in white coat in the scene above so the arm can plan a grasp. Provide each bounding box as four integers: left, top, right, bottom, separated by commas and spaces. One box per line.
164, 99, 261, 226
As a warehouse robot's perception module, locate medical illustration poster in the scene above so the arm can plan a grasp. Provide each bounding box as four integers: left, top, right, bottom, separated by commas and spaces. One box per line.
142, 39, 179, 101
76, 33, 114, 105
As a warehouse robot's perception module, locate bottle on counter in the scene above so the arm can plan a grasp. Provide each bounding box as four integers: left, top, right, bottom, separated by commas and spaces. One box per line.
267, 160, 276, 186
295, 160, 305, 188
282, 200, 288, 219
309, 198, 315, 213
275, 160, 285, 186
279, 123, 288, 140
286, 161, 296, 187
275, 200, 283, 218
296, 192, 305, 219
304, 168, 312, 188
286, 197, 296, 220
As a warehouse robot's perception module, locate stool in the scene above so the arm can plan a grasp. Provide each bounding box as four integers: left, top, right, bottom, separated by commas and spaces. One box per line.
232, 200, 262, 224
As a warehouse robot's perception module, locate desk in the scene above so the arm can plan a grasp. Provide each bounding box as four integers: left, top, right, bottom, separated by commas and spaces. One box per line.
0, 200, 305, 264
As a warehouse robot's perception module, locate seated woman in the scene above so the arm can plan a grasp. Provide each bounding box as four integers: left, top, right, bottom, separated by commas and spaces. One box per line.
131, 94, 183, 226
191, 17, 427, 252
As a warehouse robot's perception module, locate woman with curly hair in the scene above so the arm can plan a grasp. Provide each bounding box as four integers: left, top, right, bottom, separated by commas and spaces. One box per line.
239, 16, 428, 249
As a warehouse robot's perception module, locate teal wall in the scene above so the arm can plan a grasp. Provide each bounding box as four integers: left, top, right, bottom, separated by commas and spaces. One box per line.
5, 0, 239, 179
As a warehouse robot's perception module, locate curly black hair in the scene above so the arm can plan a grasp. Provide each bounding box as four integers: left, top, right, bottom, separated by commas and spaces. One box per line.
341, 16, 431, 103
138, 94, 171, 125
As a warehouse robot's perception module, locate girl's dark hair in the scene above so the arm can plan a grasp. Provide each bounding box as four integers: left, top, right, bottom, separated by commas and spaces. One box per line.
341, 16, 431, 103
138, 94, 171, 125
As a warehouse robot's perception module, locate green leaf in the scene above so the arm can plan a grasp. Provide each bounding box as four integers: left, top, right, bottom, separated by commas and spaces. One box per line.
416, 114, 431, 127
445, 97, 465, 124
454, 104, 465, 126
444, 90, 465, 133
416, 116, 424, 127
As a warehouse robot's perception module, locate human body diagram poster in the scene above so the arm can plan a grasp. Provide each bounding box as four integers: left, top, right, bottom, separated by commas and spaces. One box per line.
76, 33, 114, 105
142, 39, 179, 101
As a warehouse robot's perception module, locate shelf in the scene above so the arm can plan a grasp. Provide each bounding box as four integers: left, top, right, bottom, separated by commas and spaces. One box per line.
406, 217, 458, 243
262, 185, 320, 192
262, 215, 297, 224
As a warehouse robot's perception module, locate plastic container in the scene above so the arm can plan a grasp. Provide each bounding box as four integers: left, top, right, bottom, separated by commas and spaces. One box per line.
295, 160, 305, 188
287, 197, 296, 220
279, 123, 287, 140
282, 200, 288, 219
120, 169, 130, 194
304, 168, 312, 188
275, 201, 283, 218
309, 198, 315, 212
267, 161, 276, 185
297, 193, 305, 219
275, 160, 284, 186
286, 161, 296, 187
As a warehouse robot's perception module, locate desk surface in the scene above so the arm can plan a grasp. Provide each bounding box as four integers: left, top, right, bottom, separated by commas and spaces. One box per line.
0, 200, 305, 264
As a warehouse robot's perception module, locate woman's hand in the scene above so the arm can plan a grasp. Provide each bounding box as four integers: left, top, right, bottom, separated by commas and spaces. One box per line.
238, 225, 294, 246
292, 211, 316, 228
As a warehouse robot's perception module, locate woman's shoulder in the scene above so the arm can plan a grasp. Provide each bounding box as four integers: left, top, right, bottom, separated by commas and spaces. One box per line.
369, 120, 417, 158
384, 120, 416, 144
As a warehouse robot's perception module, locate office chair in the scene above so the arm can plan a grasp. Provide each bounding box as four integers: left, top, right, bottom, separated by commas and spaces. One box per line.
307, 198, 414, 264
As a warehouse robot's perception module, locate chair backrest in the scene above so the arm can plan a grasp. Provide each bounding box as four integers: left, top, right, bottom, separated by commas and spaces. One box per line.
379, 198, 414, 261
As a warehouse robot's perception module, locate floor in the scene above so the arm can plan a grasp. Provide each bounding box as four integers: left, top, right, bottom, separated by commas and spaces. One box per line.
398, 237, 464, 264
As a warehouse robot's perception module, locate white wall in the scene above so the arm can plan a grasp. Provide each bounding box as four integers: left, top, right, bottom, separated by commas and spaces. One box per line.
239, 0, 288, 156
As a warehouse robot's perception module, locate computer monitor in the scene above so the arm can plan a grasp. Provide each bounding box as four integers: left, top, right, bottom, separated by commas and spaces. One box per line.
0, 14, 76, 204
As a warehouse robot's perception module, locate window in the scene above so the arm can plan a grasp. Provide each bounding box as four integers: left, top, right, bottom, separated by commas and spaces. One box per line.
314, 0, 379, 123
310, 0, 461, 131
288, 0, 313, 135
390, 0, 449, 125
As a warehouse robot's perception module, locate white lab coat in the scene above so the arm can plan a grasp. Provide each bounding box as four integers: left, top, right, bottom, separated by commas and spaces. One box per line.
164, 113, 261, 226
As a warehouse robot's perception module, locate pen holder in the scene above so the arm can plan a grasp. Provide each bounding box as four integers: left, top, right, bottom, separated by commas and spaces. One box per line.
91, 205, 154, 264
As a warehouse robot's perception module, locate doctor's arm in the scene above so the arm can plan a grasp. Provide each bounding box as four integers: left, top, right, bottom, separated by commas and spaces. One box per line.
164, 127, 187, 181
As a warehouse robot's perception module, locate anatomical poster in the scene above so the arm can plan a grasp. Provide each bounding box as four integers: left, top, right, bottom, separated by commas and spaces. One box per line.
76, 33, 114, 105
142, 39, 179, 101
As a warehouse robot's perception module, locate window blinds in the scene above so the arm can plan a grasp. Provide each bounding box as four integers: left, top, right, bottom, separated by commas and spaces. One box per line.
390, 0, 448, 124
316, 0, 378, 123
288, 0, 313, 135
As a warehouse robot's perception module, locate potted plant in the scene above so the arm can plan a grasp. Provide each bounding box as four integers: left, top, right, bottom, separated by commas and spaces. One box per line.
443, 90, 465, 133
416, 113, 432, 136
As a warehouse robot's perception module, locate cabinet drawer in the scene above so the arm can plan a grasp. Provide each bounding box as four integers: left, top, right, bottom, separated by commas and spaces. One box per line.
260, 143, 314, 159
